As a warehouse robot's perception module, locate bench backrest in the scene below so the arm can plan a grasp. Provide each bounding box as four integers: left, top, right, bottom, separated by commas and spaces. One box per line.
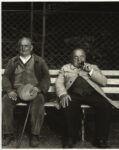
2, 69, 119, 94
49, 70, 119, 95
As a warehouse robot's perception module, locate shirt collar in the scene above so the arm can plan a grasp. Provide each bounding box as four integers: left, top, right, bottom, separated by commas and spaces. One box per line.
70, 63, 77, 70
70, 63, 85, 71
19, 55, 32, 64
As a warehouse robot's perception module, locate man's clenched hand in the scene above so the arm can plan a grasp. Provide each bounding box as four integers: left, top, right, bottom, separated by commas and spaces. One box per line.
8, 91, 17, 101
30, 86, 40, 96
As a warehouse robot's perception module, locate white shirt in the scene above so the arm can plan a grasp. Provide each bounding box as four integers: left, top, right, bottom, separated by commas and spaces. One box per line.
20, 55, 31, 64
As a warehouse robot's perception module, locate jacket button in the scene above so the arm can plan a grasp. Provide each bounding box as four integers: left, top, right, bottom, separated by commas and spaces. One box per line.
70, 81, 72, 83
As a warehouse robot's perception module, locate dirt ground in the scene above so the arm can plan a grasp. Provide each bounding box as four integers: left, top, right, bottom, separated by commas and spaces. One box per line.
2, 120, 119, 149
2, 107, 119, 148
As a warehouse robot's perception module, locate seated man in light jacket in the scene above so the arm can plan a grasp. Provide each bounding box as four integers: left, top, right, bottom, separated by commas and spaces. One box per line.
55, 48, 119, 148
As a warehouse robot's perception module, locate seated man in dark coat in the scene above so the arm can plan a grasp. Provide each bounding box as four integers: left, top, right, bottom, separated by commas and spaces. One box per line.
2, 37, 50, 147
55, 48, 119, 148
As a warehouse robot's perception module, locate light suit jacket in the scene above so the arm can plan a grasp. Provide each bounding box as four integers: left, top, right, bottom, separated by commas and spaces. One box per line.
55, 63, 119, 108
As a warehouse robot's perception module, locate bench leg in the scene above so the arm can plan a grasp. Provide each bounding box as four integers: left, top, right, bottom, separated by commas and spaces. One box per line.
81, 108, 86, 143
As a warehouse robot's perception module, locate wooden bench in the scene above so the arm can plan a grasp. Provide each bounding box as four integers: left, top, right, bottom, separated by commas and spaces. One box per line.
2, 69, 119, 142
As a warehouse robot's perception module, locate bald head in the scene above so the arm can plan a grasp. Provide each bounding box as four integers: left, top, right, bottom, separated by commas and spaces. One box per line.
71, 48, 86, 68
72, 48, 86, 57
18, 37, 33, 57
18, 37, 32, 46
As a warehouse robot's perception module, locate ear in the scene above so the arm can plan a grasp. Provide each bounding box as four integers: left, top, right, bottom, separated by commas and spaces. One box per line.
31, 45, 33, 51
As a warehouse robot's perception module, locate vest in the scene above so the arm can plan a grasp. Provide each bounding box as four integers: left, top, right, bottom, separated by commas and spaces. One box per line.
14, 56, 38, 89
68, 75, 95, 95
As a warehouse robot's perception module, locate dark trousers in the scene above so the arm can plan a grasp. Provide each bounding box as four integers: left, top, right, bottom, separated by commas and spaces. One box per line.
2, 93, 45, 135
62, 91, 112, 142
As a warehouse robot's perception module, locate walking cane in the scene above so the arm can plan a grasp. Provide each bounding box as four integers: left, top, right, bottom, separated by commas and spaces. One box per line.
16, 102, 32, 148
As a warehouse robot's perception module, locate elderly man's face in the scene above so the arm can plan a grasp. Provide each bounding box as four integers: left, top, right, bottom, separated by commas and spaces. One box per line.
19, 38, 33, 57
72, 49, 86, 68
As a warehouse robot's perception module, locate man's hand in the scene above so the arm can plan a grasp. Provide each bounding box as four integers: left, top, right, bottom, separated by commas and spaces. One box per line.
8, 91, 17, 101
60, 94, 71, 108
30, 86, 40, 96
83, 63, 92, 72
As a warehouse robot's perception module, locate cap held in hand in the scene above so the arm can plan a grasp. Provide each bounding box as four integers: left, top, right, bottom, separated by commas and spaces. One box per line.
17, 84, 38, 101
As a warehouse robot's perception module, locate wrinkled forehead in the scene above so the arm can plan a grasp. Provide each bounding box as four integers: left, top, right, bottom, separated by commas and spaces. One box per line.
19, 38, 32, 45
73, 49, 86, 57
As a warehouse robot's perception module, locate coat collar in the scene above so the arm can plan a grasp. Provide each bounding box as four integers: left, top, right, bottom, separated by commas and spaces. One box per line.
70, 63, 80, 70
13, 54, 39, 65
70, 63, 77, 70
70, 62, 89, 70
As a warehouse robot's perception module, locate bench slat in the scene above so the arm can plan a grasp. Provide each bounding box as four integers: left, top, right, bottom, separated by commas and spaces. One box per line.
102, 87, 119, 94
49, 70, 59, 75
2, 69, 119, 76
16, 103, 27, 106
102, 70, 119, 76
51, 78, 119, 85
107, 79, 119, 85
51, 78, 56, 83
48, 86, 55, 92
17, 101, 119, 107
49, 70, 119, 76
2, 69, 5, 75
49, 86, 119, 94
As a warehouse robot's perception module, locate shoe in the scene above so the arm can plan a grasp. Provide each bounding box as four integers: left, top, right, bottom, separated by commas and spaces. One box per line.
2, 134, 14, 146
30, 135, 40, 147
62, 138, 77, 148
68, 138, 77, 148
62, 137, 68, 148
93, 139, 109, 148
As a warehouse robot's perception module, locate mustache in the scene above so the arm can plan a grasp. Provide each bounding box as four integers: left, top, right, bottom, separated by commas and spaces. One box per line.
73, 60, 85, 68
74, 60, 84, 65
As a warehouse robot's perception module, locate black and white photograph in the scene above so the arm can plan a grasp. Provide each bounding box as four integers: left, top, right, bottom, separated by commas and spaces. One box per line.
2, 1, 119, 148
